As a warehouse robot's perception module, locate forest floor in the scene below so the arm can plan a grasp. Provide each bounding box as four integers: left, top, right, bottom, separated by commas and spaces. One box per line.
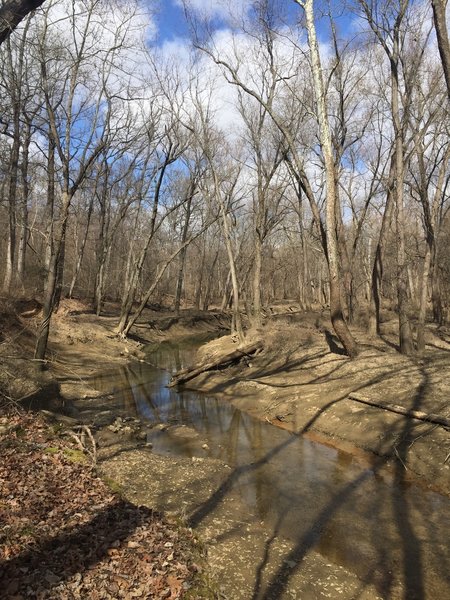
0, 411, 213, 600
1, 298, 450, 598
0, 298, 225, 600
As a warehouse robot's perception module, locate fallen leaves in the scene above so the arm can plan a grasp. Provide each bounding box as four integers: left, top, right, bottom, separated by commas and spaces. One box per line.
0, 412, 210, 599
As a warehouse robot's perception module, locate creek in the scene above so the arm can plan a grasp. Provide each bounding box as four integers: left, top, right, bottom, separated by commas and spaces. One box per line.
93, 336, 450, 599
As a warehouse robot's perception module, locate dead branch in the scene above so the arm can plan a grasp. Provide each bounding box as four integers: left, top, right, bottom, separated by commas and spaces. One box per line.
168, 340, 263, 387
64, 425, 97, 466
348, 393, 450, 428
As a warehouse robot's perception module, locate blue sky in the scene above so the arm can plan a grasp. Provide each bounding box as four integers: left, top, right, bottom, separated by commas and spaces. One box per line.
155, 0, 189, 42
153, 0, 357, 46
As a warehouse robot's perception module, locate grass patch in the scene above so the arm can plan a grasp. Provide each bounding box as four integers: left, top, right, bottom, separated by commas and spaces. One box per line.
63, 448, 88, 463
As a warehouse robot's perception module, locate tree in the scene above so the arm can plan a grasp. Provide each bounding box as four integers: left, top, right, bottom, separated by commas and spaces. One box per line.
0, 0, 45, 45
33, 0, 150, 361
188, 0, 358, 354
357, 0, 420, 355
294, 0, 359, 356
236, 81, 285, 328
431, 0, 450, 100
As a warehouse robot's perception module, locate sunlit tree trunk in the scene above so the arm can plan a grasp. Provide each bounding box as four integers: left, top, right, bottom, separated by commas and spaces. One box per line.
391, 31, 414, 355
68, 196, 94, 298
202, 246, 219, 311
252, 231, 263, 327
369, 189, 394, 336
17, 119, 31, 285
35, 191, 70, 361
297, 0, 358, 357
2, 121, 19, 293
212, 170, 244, 342
2, 38, 21, 293
416, 145, 449, 351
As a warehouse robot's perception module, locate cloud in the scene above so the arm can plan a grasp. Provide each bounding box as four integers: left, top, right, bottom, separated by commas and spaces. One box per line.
173, 0, 253, 24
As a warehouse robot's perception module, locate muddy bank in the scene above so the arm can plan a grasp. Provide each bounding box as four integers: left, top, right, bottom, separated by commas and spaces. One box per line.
175, 318, 450, 495
3, 299, 449, 496
3, 301, 450, 598
100, 448, 386, 600
94, 337, 450, 600
0, 299, 229, 413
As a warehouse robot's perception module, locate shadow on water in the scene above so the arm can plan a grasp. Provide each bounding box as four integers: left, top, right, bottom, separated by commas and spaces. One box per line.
91, 339, 450, 599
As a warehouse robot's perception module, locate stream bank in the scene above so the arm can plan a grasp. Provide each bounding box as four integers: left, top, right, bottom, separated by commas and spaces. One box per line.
4, 299, 450, 496
181, 318, 450, 495
2, 300, 450, 598
91, 337, 450, 600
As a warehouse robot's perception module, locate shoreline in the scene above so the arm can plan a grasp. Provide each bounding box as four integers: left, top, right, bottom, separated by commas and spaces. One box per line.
3, 300, 450, 496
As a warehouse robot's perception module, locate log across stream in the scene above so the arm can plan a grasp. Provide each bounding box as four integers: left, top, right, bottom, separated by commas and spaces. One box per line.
90, 337, 450, 600
168, 340, 264, 387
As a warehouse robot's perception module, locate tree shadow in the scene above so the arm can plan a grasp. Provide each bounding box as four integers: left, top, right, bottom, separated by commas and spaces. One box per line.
389, 371, 428, 599
379, 333, 400, 352
0, 499, 155, 596
185, 362, 446, 599
323, 328, 347, 356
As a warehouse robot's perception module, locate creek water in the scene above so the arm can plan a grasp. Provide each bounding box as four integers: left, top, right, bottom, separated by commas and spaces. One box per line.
94, 337, 450, 599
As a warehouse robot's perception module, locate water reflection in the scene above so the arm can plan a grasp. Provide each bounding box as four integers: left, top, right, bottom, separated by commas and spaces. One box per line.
94, 340, 450, 598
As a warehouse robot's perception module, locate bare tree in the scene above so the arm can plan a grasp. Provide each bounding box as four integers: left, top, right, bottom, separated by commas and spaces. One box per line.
0, 0, 45, 45
356, 0, 423, 355
33, 0, 147, 361
292, 0, 358, 356
236, 86, 285, 328
431, 0, 450, 100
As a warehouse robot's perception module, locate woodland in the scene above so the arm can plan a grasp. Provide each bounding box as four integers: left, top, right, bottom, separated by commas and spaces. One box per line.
0, 0, 449, 358
1, 2, 450, 598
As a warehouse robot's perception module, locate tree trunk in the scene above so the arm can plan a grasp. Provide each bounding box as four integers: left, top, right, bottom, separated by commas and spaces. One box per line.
169, 340, 263, 387
118, 151, 171, 328
431, 0, 450, 101
252, 232, 263, 328
68, 196, 94, 298
194, 239, 205, 310
218, 195, 244, 342
0, 0, 45, 46
120, 237, 199, 337
44, 136, 55, 281
202, 246, 219, 311
390, 48, 414, 355
54, 237, 65, 310
174, 185, 194, 315
416, 243, 431, 354
2, 110, 20, 293
301, 0, 358, 357
17, 120, 31, 286
348, 392, 450, 428
431, 255, 443, 325
335, 183, 353, 320
35, 191, 71, 362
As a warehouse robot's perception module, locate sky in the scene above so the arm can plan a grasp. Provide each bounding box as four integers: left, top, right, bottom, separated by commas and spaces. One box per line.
155, 0, 189, 42
154, 0, 303, 44
153, 0, 357, 46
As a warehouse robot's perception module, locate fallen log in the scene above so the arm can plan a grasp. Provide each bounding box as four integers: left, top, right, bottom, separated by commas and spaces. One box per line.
168, 340, 263, 388
348, 393, 450, 428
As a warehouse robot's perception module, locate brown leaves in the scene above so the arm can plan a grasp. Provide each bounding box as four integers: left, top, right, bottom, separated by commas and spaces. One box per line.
0, 413, 206, 599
